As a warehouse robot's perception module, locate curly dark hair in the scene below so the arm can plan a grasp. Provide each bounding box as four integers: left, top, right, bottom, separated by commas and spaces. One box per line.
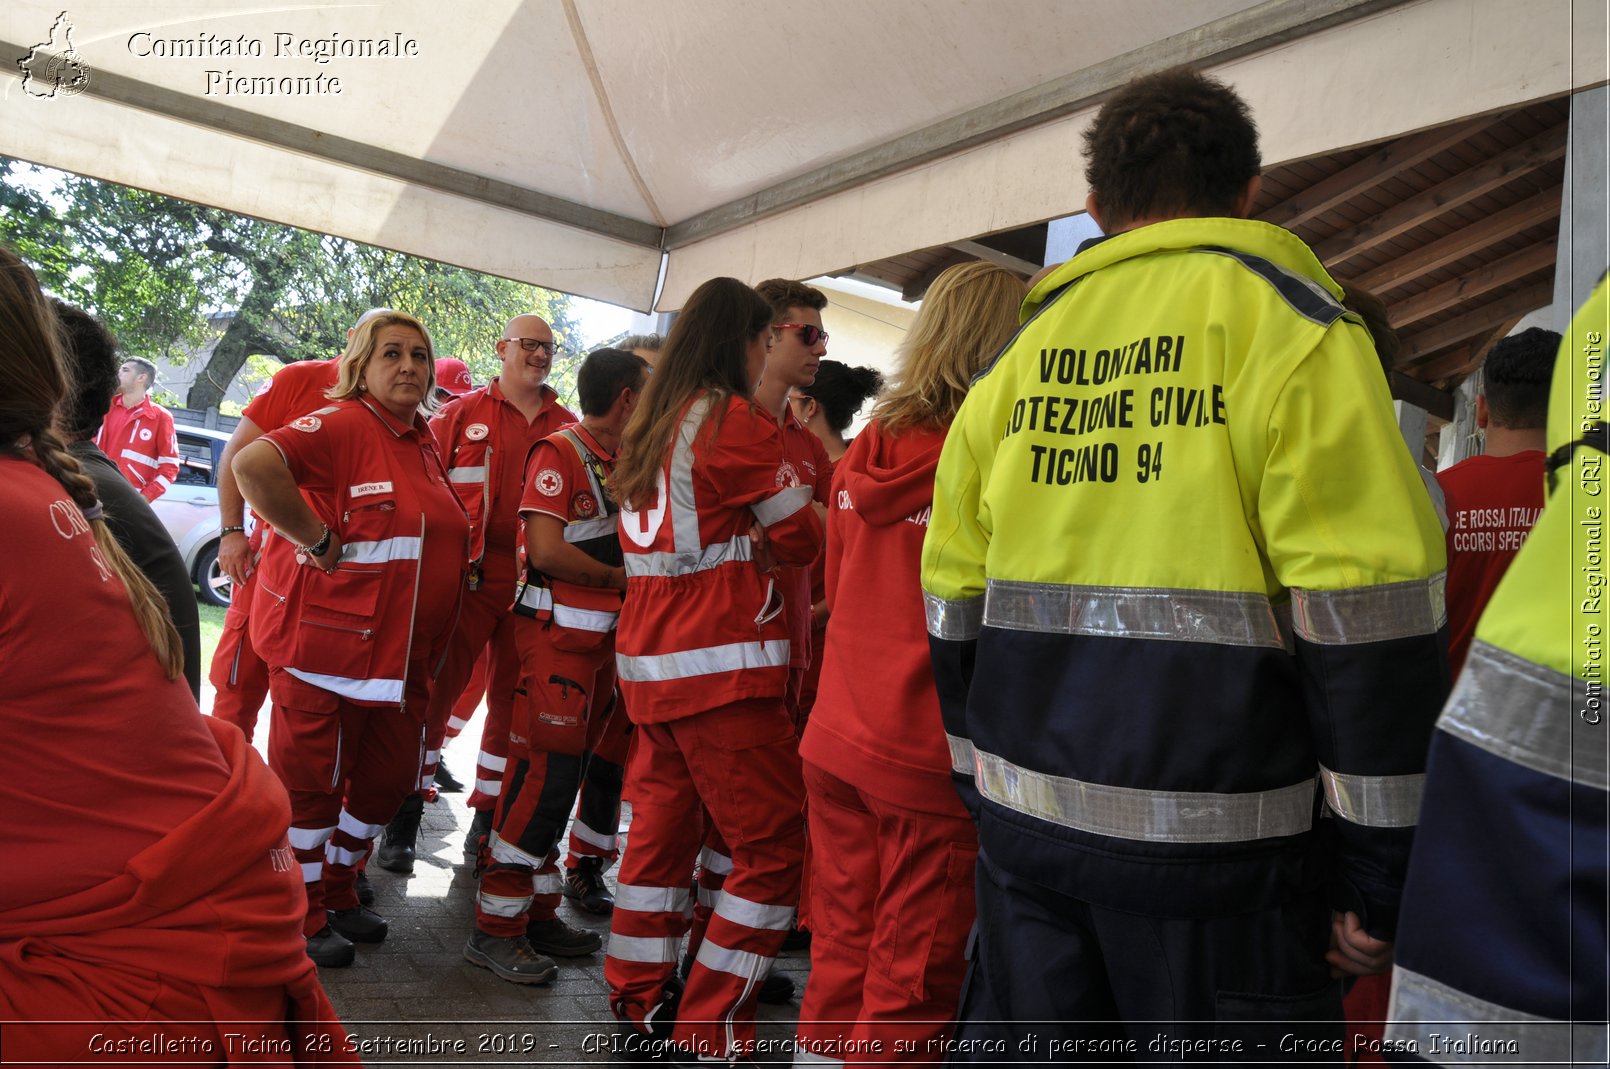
1083, 66, 1261, 228
798, 359, 883, 434
1483, 327, 1559, 429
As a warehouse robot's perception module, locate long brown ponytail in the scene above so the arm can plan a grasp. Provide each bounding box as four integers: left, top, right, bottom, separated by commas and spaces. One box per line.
0, 248, 184, 681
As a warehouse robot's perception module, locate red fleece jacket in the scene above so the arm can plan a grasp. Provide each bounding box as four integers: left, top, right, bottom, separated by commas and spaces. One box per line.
798, 421, 966, 817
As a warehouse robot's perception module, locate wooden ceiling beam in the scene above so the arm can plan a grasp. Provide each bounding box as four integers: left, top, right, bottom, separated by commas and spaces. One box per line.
1387, 371, 1456, 420
1419, 321, 1522, 383
1401, 281, 1553, 363
901, 249, 973, 302
1350, 186, 1560, 293
1313, 123, 1568, 266
1259, 115, 1491, 230
1387, 241, 1557, 327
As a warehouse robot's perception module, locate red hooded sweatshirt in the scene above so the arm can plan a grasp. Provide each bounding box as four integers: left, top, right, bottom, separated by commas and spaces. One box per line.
798, 421, 966, 817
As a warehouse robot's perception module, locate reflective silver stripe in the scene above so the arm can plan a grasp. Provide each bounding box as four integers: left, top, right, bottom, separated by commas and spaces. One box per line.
490, 831, 544, 868
669, 398, 707, 557
696, 885, 720, 909
713, 892, 794, 931
474, 777, 503, 795
616, 640, 789, 682
288, 825, 335, 851
607, 933, 682, 964
1440, 641, 1609, 791
325, 842, 367, 866
1387, 965, 1607, 1066
624, 534, 753, 578
284, 668, 404, 704
340, 536, 422, 564
121, 447, 160, 466
157, 454, 183, 466
477, 891, 533, 918
564, 515, 617, 543
946, 733, 976, 777
337, 808, 386, 841
299, 861, 322, 882
532, 871, 567, 895
479, 751, 508, 773
751, 484, 813, 527
448, 465, 487, 483
924, 591, 984, 641
151, 476, 173, 491
615, 884, 692, 914
518, 585, 553, 613
1318, 767, 1424, 827
694, 938, 770, 980
698, 847, 733, 875
553, 603, 619, 632
984, 580, 1289, 650
569, 819, 616, 851
1291, 574, 1446, 645
974, 748, 1316, 844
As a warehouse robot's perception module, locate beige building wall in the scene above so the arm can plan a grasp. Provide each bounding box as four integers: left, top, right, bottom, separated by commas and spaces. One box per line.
815, 279, 917, 432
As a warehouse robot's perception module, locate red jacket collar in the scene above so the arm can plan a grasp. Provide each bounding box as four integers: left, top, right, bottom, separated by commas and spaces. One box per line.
357, 394, 427, 438
488, 378, 560, 413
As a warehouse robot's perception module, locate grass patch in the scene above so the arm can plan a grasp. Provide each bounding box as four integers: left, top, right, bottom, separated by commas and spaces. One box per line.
197, 600, 226, 674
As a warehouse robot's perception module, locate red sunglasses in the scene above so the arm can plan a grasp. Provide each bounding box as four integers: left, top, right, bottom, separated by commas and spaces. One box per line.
773, 322, 829, 346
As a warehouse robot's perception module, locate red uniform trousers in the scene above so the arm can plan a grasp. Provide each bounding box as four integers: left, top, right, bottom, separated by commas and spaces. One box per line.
420, 565, 520, 806
208, 569, 272, 742
270, 670, 426, 936
565, 691, 633, 871
605, 699, 805, 1059
445, 645, 491, 739
476, 618, 616, 936
795, 761, 978, 1065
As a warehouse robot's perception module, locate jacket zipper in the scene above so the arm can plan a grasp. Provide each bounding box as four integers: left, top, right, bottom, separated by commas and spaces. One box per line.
305, 619, 375, 640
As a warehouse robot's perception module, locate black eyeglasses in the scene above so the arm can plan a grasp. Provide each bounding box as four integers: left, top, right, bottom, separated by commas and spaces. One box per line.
773, 323, 828, 347
506, 337, 557, 356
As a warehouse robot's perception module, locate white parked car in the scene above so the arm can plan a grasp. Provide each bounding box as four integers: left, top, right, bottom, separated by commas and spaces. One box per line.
149, 425, 237, 607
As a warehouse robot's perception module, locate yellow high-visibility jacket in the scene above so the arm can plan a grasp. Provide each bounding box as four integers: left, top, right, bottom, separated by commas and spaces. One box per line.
922, 217, 1449, 928
1388, 278, 1608, 1065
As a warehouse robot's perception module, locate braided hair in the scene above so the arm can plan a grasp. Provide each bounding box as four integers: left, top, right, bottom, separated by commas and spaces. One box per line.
0, 248, 183, 680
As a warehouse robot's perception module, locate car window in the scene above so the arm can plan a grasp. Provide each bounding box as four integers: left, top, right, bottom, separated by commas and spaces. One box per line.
175, 432, 218, 487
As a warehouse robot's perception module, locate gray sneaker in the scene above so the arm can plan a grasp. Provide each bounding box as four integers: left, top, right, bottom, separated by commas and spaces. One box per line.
463, 931, 559, 985
526, 916, 603, 957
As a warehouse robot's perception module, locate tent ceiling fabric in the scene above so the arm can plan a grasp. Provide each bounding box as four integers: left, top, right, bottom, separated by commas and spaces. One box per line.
0, 0, 1605, 312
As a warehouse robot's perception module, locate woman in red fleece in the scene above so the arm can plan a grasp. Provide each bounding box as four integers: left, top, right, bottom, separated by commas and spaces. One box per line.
795, 261, 1026, 1064
0, 247, 353, 1064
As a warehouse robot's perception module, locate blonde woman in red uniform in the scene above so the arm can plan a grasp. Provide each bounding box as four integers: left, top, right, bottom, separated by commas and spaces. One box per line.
605, 277, 823, 1064
794, 261, 1026, 1063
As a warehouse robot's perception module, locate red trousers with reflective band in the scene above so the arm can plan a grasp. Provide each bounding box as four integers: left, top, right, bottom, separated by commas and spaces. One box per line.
795, 761, 978, 1064
605, 699, 804, 1059
477, 618, 617, 936
268, 670, 425, 936
208, 570, 271, 741
565, 692, 633, 869
421, 572, 520, 808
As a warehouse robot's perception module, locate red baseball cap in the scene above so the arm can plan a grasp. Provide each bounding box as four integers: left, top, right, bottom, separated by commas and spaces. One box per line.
435, 357, 474, 396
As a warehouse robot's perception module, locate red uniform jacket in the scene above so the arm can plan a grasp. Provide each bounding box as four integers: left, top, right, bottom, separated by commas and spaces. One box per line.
778, 409, 834, 668
798, 421, 966, 816
96, 393, 181, 501
517, 424, 625, 636
250, 398, 468, 708
615, 393, 823, 722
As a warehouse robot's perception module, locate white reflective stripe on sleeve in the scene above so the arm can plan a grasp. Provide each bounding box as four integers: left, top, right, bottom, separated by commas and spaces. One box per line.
299, 861, 323, 883
751, 484, 813, 527
325, 842, 367, 866
698, 847, 734, 875
340, 536, 423, 564
337, 809, 386, 841
152, 476, 173, 491
973, 748, 1316, 844
447, 715, 470, 732
489, 831, 544, 869
423, 749, 440, 765
157, 454, 183, 465
1318, 767, 1424, 827
607, 934, 683, 964
120, 448, 160, 466
1387, 965, 1607, 1066
448, 466, 487, 483
284, 668, 405, 704
924, 591, 984, 641
615, 884, 692, 914
479, 751, 508, 773
564, 516, 617, 543
553, 604, 619, 632
288, 825, 336, 851
624, 534, 754, 578
517, 585, 553, 613
617, 640, 789, 683
477, 892, 534, 918
475, 778, 504, 796
713, 892, 794, 931
568, 819, 617, 851
1291, 574, 1447, 645
946, 733, 976, 776
693, 938, 771, 979
696, 886, 721, 909
532, 871, 567, 895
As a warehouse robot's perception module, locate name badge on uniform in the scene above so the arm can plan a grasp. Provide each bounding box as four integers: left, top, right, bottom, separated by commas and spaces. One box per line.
350, 481, 394, 498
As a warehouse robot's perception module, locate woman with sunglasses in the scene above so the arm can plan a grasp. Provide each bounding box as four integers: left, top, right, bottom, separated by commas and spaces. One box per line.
604, 276, 823, 1064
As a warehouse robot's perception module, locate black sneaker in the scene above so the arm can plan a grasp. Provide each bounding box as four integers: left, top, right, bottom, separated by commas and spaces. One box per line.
757, 966, 795, 1004
434, 758, 464, 793
780, 925, 811, 953
306, 925, 356, 968
462, 931, 558, 985
526, 916, 602, 957
327, 906, 388, 944
463, 808, 494, 864
355, 871, 375, 906
563, 856, 616, 915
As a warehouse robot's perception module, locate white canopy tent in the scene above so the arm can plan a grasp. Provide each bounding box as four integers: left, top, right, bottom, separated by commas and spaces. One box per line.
1, 0, 1604, 312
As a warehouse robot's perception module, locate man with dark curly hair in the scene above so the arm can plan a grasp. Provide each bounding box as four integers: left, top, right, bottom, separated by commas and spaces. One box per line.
923, 67, 1449, 1058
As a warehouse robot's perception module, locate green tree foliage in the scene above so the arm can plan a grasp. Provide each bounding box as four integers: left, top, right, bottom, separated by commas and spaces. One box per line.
0, 158, 585, 409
